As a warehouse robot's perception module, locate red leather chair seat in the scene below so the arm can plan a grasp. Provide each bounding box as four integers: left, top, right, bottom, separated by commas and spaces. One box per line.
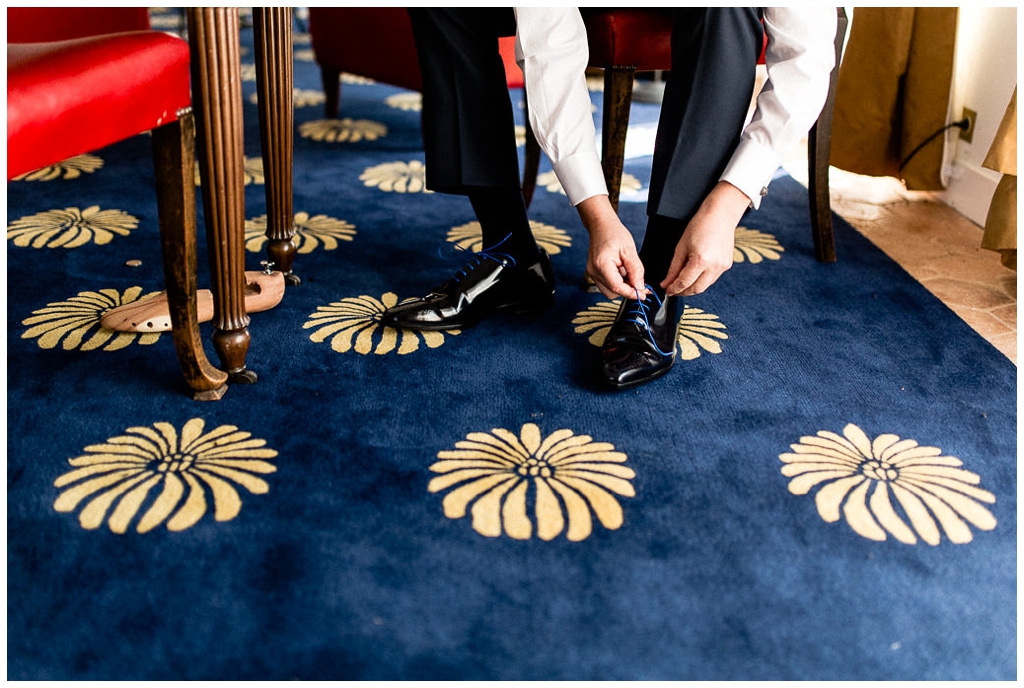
7, 31, 191, 179
6, 8, 229, 399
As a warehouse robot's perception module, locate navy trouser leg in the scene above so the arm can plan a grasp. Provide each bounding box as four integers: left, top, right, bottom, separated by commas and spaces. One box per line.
407, 8, 521, 194
640, 8, 764, 278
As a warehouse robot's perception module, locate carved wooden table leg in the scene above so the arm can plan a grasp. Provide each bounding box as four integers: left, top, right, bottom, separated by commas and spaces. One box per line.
186, 8, 256, 384
253, 8, 300, 286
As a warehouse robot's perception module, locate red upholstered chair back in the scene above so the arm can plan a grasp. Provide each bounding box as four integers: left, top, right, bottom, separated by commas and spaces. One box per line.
309, 7, 424, 94
307, 7, 522, 118
584, 9, 768, 70
7, 7, 151, 43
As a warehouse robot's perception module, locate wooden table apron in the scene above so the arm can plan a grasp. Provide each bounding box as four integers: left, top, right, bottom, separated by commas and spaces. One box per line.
186, 7, 297, 386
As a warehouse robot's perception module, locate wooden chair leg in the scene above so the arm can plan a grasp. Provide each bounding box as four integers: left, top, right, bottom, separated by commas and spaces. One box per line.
579, 65, 638, 291
522, 95, 541, 208
321, 65, 341, 119
807, 7, 848, 264
807, 120, 835, 263
602, 65, 636, 211
151, 110, 229, 401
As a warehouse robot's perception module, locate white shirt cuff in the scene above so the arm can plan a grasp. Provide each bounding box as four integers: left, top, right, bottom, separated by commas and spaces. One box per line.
720, 137, 784, 210
551, 147, 608, 206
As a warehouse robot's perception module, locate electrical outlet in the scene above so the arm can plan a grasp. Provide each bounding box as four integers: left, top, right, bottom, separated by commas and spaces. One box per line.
960, 108, 976, 143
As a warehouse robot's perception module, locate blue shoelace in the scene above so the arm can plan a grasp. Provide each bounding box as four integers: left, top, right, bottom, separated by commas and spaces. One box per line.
624, 285, 674, 357
438, 233, 517, 284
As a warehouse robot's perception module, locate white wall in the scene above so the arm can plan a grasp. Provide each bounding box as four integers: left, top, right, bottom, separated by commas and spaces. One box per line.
941, 7, 1018, 226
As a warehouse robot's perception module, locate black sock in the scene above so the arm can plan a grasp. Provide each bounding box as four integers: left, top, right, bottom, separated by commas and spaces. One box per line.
638, 214, 687, 287
468, 187, 540, 263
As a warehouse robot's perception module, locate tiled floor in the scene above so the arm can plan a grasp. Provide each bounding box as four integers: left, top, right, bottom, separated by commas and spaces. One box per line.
784, 160, 1018, 365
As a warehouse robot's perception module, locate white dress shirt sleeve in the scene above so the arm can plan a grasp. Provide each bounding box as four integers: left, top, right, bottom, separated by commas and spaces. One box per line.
513, 8, 837, 211
721, 7, 838, 209
513, 7, 608, 206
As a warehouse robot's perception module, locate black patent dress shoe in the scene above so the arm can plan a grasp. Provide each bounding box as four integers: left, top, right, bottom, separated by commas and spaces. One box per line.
599, 288, 681, 389
380, 249, 555, 330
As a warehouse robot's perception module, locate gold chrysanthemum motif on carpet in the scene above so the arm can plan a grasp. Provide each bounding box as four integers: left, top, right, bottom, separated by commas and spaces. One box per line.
240, 63, 257, 81
243, 156, 265, 184
514, 124, 527, 147
249, 88, 325, 108
22, 287, 162, 351
780, 423, 997, 545
572, 300, 728, 360
192, 156, 264, 186
299, 118, 388, 143
341, 72, 375, 85
148, 9, 183, 30
293, 47, 314, 62
304, 293, 459, 354
385, 92, 422, 112
12, 154, 104, 181
359, 160, 431, 193
245, 212, 356, 254
53, 418, 278, 534
537, 170, 641, 197
8, 206, 138, 249
446, 220, 572, 256
734, 226, 784, 263
431, 423, 635, 541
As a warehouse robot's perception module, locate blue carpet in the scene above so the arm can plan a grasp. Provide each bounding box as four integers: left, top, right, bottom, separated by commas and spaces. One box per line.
6, 11, 1016, 680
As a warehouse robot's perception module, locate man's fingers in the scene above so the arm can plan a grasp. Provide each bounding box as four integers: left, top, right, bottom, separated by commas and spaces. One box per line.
591, 258, 639, 299
664, 265, 723, 296
620, 252, 646, 292
660, 253, 691, 295
593, 274, 630, 300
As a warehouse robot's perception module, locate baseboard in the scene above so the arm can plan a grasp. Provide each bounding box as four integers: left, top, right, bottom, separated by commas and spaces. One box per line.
939, 160, 1001, 227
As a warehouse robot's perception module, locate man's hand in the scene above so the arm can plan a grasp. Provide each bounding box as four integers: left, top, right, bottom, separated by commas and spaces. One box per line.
661, 181, 750, 297
576, 195, 645, 299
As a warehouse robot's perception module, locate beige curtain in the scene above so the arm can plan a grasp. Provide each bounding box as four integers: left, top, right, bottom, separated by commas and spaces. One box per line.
981, 88, 1016, 271
830, 7, 958, 190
